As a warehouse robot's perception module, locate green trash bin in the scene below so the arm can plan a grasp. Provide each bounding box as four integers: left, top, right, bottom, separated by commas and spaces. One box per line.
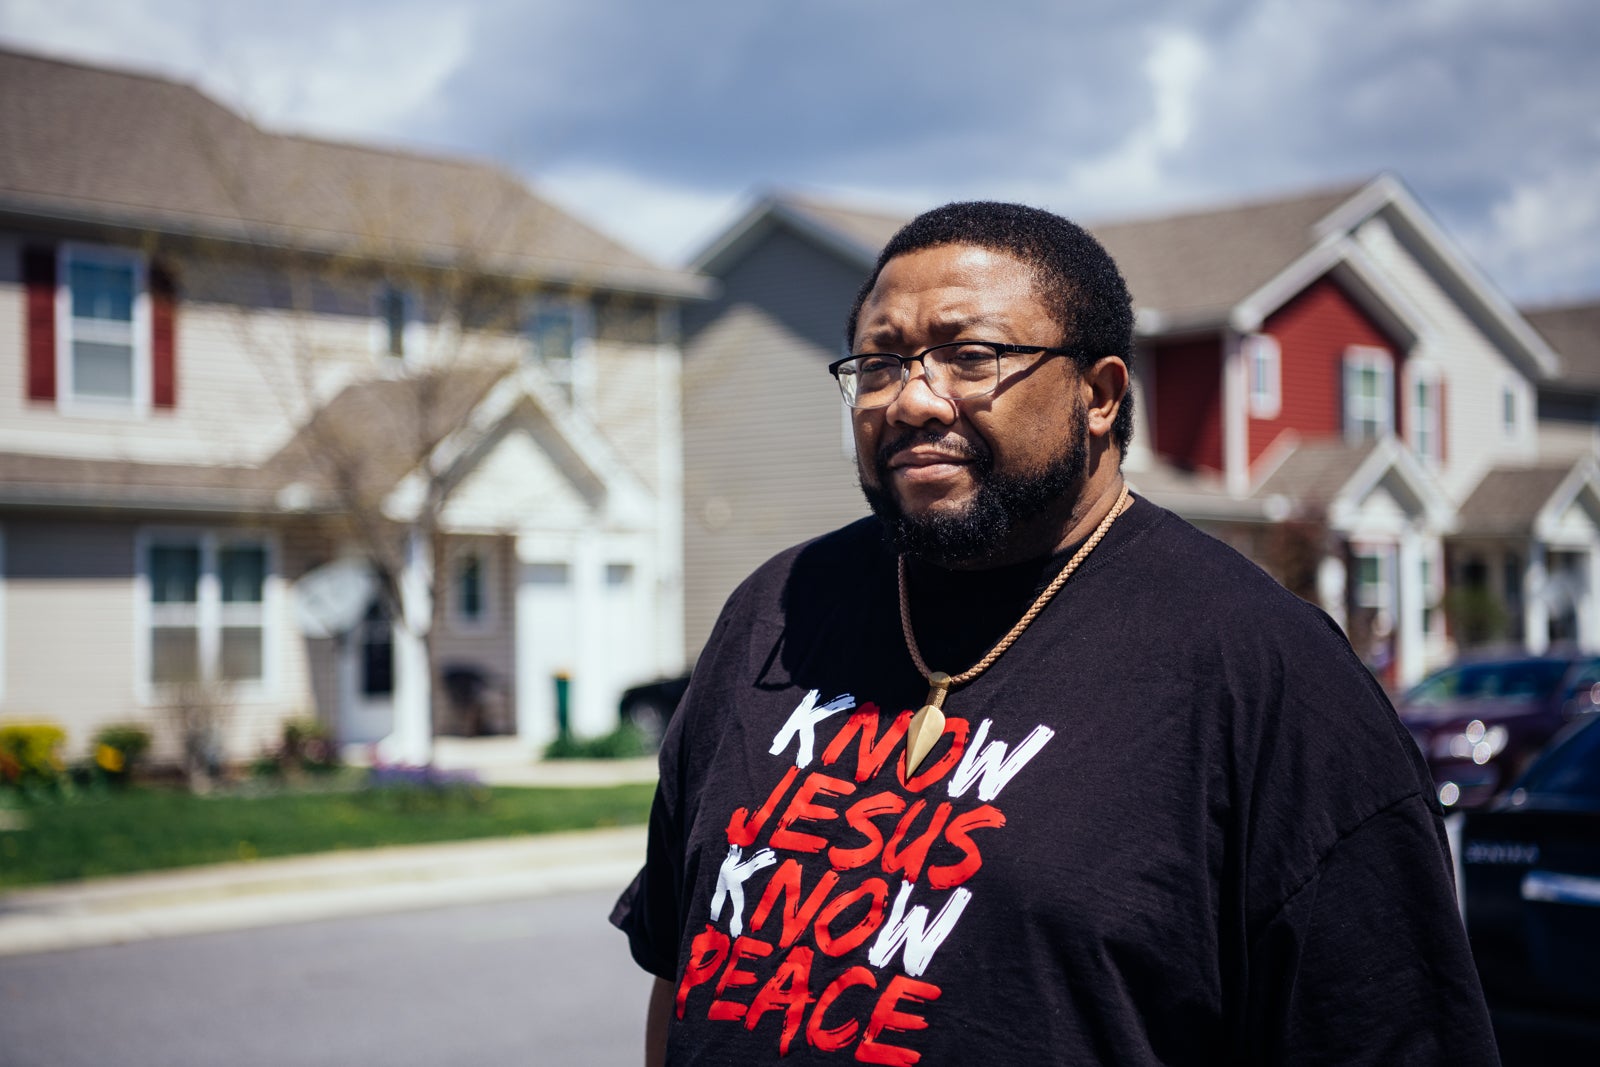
554, 672, 571, 741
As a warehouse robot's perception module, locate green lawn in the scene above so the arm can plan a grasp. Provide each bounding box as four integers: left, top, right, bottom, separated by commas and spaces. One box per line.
0, 781, 655, 889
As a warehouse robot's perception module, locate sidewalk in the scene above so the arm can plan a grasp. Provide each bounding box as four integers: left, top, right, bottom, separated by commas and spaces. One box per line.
0, 754, 659, 959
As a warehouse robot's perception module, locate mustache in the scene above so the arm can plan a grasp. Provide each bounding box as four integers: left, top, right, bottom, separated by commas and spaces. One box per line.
874, 430, 990, 470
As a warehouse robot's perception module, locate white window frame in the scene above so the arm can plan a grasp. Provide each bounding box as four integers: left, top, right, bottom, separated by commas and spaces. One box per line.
56, 243, 151, 416
447, 540, 497, 633
134, 528, 279, 704
371, 282, 422, 362
1406, 362, 1443, 466
1244, 333, 1281, 420
1352, 544, 1396, 614
1501, 378, 1524, 441
1343, 345, 1394, 443
525, 297, 594, 405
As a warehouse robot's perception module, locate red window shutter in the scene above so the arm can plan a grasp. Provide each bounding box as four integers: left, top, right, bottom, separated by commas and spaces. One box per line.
150, 262, 177, 409
22, 247, 56, 402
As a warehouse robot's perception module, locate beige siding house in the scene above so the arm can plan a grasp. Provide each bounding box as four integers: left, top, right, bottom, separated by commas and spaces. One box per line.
682, 180, 1600, 685
0, 48, 708, 764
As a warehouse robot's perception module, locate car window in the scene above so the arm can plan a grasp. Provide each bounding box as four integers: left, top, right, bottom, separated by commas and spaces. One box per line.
1408, 660, 1570, 704
1518, 718, 1600, 801
1561, 659, 1600, 701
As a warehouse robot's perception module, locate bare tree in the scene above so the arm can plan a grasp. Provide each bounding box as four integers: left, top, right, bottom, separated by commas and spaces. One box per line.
169, 120, 600, 765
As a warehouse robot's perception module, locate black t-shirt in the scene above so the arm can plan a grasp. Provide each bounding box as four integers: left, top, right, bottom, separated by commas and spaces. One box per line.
613, 496, 1500, 1065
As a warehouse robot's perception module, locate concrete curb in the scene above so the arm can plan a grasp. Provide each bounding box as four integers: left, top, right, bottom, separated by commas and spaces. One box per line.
0, 825, 647, 958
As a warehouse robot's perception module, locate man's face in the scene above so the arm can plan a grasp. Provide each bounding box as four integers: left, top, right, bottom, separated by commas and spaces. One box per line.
851, 243, 1091, 565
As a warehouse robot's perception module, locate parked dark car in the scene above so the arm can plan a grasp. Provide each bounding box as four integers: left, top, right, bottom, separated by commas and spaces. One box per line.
1397, 653, 1600, 809
619, 673, 691, 747
1460, 713, 1600, 1064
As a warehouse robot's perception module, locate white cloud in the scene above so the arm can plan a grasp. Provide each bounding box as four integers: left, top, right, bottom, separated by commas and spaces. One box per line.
535, 164, 745, 266
1465, 157, 1600, 303
1055, 26, 1211, 211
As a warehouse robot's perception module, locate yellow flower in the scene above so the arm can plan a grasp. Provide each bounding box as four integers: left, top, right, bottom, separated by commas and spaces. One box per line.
95, 744, 125, 773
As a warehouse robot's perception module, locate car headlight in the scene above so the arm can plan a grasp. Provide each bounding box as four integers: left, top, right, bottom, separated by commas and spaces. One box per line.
1432, 719, 1509, 765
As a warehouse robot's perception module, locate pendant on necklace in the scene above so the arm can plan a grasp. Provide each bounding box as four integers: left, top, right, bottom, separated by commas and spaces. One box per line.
905, 671, 952, 775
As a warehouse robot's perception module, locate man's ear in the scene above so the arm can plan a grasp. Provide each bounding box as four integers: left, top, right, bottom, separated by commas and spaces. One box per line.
1081, 356, 1129, 440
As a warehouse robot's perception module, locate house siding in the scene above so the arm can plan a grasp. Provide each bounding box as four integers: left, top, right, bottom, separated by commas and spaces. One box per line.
1353, 215, 1542, 500
1152, 336, 1224, 472
681, 226, 872, 656
0, 240, 377, 466
1255, 275, 1399, 465
0, 514, 322, 761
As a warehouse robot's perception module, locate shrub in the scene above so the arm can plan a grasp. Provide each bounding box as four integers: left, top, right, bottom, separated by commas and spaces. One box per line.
91, 723, 152, 784
544, 722, 653, 760
0, 722, 68, 791
280, 716, 340, 774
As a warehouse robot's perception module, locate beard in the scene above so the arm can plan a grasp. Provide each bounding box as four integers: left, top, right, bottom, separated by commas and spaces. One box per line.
860, 400, 1089, 566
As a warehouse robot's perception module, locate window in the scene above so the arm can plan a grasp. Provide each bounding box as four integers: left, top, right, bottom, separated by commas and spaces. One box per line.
449, 544, 496, 630
1244, 333, 1281, 419
1408, 365, 1442, 464
525, 562, 570, 585
145, 534, 270, 688
1343, 346, 1394, 442
526, 301, 586, 402
374, 284, 416, 361
1502, 385, 1519, 437
360, 599, 393, 697
1353, 550, 1390, 611
60, 245, 148, 408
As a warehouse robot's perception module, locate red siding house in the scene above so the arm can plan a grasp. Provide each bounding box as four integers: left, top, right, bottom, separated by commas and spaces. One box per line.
683, 179, 1600, 690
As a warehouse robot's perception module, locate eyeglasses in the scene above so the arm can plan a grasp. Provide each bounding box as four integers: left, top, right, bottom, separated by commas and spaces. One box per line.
828, 341, 1076, 410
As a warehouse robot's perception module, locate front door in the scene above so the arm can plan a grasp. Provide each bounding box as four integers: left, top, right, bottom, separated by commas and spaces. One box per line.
339, 598, 395, 745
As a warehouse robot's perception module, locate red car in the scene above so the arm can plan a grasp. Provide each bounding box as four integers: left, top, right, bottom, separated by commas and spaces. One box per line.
1398, 653, 1600, 809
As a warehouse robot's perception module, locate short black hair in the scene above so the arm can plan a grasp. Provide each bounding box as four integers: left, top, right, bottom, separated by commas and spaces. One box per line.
845, 201, 1136, 453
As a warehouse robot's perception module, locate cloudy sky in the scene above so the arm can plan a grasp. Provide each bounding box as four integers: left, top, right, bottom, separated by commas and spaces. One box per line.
3, 0, 1597, 305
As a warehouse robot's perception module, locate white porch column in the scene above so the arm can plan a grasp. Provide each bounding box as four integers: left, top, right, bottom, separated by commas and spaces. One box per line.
572, 526, 608, 737
1222, 330, 1249, 496
1317, 553, 1347, 630
1523, 539, 1549, 653
382, 528, 434, 766
1397, 528, 1426, 686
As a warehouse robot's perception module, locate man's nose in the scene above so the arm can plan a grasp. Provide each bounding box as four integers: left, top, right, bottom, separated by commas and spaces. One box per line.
886, 359, 958, 426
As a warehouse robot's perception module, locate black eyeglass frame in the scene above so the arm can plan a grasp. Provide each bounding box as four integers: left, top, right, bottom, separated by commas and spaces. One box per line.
827, 341, 1078, 409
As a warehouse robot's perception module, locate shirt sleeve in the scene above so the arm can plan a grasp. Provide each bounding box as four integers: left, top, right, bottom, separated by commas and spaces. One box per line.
1244, 793, 1501, 1066
609, 707, 688, 983
604, 780, 681, 979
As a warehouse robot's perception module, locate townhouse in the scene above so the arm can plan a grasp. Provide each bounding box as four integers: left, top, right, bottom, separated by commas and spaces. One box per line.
0, 49, 707, 762
682, 179, 1600, 688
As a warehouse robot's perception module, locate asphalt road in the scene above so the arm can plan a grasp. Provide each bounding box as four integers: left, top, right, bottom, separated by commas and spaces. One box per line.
0, 888, 652, 1067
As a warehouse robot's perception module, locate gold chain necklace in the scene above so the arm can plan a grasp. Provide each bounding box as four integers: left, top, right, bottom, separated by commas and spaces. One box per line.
898, 484, 1132, 773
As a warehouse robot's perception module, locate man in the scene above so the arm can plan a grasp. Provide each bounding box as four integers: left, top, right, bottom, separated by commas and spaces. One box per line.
613, 202, 1498, 1065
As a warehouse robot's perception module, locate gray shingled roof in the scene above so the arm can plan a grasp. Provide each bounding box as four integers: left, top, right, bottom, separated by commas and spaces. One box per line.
0, 451, 279, 512
260, 365, 507, 499
1089, 184, 1365, 329
1252, 438, 1381, 507
1524, 300, 1600, 390
770, 183, 1368, 331
782, 196, 905, 262
0, 48, 705, 298
1456, 464, 1579, 536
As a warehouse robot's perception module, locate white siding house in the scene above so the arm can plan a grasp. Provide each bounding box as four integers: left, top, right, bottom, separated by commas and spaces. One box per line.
0, 48, 709, 764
